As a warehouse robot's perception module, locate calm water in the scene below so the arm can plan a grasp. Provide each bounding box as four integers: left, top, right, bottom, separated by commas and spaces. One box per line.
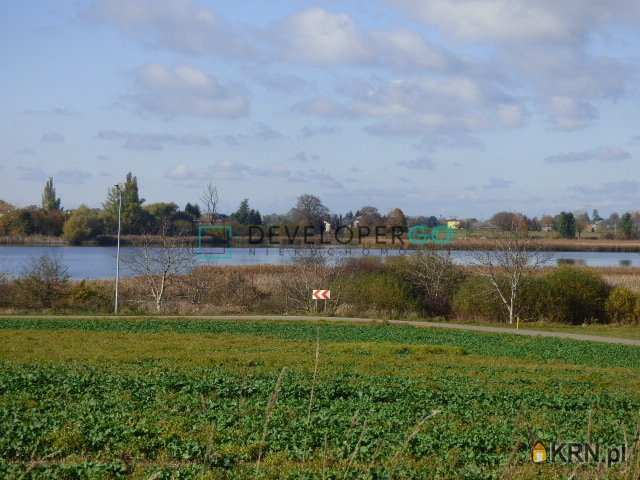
0, 245, 638, 280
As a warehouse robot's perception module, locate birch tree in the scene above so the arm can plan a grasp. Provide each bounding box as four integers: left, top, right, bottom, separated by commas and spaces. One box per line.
124, 226, 195, 312
471, 233, 551, 327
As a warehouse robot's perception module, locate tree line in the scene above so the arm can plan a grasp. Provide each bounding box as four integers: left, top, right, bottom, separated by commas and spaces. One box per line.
0, 173, 639, 243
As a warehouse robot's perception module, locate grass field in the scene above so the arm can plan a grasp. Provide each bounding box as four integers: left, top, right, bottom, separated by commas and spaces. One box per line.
1, 318, 640, 479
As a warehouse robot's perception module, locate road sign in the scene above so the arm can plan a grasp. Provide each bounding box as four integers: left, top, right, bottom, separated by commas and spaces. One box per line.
312, 289, 330, 300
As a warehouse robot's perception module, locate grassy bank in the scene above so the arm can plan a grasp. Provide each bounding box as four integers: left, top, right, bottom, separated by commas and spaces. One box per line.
1, 317, 639, 479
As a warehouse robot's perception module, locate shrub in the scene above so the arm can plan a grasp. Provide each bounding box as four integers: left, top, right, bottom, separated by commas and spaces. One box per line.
606, 287, 638, 324
66, 281, 112, 313
516, 276, 553, 322
335, 271, 419, 317
14, 255, 70, 309
394, 251, 465, 316
452, 275, 506, 322
543, 267, 610, 324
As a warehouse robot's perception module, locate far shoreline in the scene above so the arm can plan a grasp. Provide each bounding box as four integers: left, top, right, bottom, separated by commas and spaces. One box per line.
4, 235, 640, 252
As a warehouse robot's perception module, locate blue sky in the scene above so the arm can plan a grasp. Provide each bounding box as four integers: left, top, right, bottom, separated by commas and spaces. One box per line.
2, 0, 640, 218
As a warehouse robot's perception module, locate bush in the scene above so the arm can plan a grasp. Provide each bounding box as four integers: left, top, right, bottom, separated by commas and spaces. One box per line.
452, 274, 551, 323
393, 251, 465, 316
14, 255, 70, 309
606, 287, 638, 324
66, 281, 112, 313
543, 267, 610, 324
335, 271, 419, 317
452, 275, 506, 322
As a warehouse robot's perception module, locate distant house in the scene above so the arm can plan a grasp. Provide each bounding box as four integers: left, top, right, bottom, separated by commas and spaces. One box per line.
323, 220, 332, 232
542, 224, 554, 232
447, 220, 461, 230
587, 220, 604, 232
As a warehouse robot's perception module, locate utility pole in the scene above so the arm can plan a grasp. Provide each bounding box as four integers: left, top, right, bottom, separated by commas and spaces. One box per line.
114, 184, 122, 315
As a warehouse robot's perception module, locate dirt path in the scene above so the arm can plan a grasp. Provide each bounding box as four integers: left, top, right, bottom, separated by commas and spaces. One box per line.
3, 314, 640, 347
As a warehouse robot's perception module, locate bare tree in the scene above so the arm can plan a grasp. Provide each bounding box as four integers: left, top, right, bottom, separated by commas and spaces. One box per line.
471, 232, 551, 327
404, 247, 463, 315
123, 226, 195, 312
200, 182, 219, 224
280, 251, 342, 313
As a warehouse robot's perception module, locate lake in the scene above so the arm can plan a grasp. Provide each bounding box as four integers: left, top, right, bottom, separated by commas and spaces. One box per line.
0, 245, 639, 280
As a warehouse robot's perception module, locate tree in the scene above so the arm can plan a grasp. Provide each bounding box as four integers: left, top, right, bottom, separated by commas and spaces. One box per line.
491, 211, 528, 232
356, 206, 383, 228
144, 202, 179, 233
402, 248, 463, 315
290, 194, 329, 233
41, 177, 61, 212
63, 206, 102, 244
575, 212, 590, 238
0, 200, 14, 215
556, 212, 576, 239
0, 209, 34, 236
200, 182, 219, 224
103, 172, 147, 234
386, 208, 407, 229
184, 203, 201, 220
122, 226, 195, 312
15, 255, 70, 309
592, 209, 602, 222
248, 209, 262, 225
621, 212, 634, 239
231, 199, 251, 224
472, 233, 551, 326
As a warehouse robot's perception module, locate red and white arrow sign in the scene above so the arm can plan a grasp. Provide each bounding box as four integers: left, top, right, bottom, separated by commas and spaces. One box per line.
312, 289, 331, 300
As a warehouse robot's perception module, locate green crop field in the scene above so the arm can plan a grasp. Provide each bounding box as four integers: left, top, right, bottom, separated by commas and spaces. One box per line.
1, 318, 639, 479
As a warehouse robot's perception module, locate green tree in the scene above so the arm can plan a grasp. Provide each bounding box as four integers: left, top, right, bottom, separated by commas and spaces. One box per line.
592, 209, 602, 222
621, 212, 635, 239
231, 199, 251, 224
144, 202, 179, 232
575, 212, 590, 238
248, 209, 262, 225
63, 206, 102, 244
555, 212, 576, 239
184, 203, 201, 220
0, 209, 34, 236
41, 177, 61, 212
102, 172, 148, 234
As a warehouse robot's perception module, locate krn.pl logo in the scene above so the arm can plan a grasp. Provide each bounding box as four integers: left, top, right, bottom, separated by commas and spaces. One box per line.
532, 441, 547, 463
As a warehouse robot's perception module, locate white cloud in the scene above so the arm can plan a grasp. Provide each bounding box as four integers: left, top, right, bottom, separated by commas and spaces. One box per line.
390, 0, 640, 43
545, 146, 631, 164
125, 64, 249, 118
547, 96, 599, 131
97, 130, 211, 150
87, 0, 254, 57
275, 8, 371, 65
389, 0, 640, 131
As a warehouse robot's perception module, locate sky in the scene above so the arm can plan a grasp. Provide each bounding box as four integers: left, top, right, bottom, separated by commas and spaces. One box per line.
1, 0, 640, 219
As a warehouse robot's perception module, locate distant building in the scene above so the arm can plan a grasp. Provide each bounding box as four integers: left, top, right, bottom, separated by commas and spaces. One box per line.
447, 220, 461, 230
587, 220, 604, 232
323, 220, 331, 232
542, 224, 554, 232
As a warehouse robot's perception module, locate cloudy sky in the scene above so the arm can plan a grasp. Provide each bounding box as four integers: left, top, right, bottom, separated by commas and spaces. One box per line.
2, 1, 640, 218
